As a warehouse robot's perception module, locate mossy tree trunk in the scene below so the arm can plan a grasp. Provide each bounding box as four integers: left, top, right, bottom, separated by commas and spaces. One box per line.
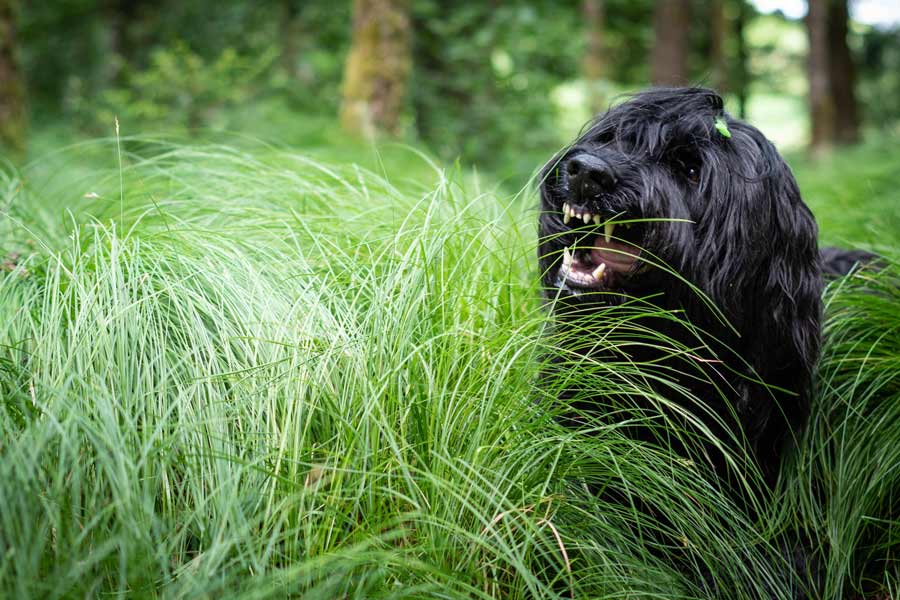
0, 0, 26, 155
340, 0, 411, 139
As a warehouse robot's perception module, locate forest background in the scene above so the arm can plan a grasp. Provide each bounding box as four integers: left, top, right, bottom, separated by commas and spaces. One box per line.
4, 0, 900, 185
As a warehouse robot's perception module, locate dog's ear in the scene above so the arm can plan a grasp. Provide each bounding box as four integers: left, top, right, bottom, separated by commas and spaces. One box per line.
761, 146, 823, 384
693, 131, 822, 412
750, 144, 823, 440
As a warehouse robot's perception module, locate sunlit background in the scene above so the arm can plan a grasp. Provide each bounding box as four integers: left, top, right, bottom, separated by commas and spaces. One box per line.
754, 0, 900, 24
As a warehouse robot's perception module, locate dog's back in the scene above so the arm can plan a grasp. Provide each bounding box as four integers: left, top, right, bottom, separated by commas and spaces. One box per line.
820, 247, 880, 278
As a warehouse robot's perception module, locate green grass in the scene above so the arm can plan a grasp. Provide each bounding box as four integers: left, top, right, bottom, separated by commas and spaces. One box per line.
1, 134, 899, 598
802, 267, 900, 598
790, 134, 900, 249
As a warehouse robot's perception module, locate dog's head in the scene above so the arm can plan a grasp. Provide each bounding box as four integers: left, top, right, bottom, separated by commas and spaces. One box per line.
539, 87, 822, 422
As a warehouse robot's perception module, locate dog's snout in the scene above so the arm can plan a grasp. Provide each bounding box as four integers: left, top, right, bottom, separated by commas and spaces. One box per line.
565, 153, 617, 201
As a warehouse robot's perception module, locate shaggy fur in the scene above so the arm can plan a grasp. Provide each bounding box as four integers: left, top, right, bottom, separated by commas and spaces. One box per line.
539, 88, 828, 490
536, 86, 857, 596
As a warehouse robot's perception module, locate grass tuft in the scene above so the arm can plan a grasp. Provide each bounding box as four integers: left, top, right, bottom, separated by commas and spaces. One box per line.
1, 139, 899, 598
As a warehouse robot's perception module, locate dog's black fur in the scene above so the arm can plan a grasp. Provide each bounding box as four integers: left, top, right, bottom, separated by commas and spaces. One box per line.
538, 87, 875, 594
539, 87, 827, 485
821, 246, 880, 278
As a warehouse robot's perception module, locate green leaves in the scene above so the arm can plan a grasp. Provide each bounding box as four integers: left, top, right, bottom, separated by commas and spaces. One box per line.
714, 116, 732, 139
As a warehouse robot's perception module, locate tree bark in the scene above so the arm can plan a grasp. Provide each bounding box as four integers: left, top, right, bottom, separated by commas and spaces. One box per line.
733, 0, 749, 119
826, 0, 860, 144
0, 0, 25, 154
807, 0, 835, 154
583, 0, 606, 115
807, 0, 860, 153
710, 0, 727, 92
340, 0, 411, 138
651, 0, 691, 86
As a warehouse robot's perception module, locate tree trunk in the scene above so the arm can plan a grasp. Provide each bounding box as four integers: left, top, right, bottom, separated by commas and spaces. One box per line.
733, 0, 749, 119
280, 1, 302, 81
710, 0, 727, 92
583, 0, 606, 115
0, 0, 25, 154
807, 0, 835, 154
340, 0, 411, 139
651, 0, 690, 86
807, 0, 860, 153
827, 0, 860, 144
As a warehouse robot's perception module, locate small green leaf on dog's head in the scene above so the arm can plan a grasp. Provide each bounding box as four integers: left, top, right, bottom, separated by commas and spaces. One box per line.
714, 117, 731, 139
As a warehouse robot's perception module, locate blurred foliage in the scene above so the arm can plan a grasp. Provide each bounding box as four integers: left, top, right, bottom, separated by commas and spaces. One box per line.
410, 0, 582, 180
277, 3, 352, 112
86, 43, 276, 132
19, 0, 111, 108
12, 0, 900, 181
859, 26, 900, 123
746, 13, 807, 97
20, 0, 350, 123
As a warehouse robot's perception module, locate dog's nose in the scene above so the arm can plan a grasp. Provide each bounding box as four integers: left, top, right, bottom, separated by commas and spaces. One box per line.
565, 153, 617, 200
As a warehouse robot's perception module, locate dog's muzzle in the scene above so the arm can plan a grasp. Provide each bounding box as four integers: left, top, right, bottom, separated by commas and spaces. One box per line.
565, 153, 618, 204
552, 153, 644, 292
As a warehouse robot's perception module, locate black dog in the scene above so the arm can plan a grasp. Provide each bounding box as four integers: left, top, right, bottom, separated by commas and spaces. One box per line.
535, 86, 809, 593
539, 87, 829, 486
538, 87, 879, 594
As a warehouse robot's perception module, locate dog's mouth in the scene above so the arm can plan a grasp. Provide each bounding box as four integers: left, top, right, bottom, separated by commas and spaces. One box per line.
556, 202, 645, 291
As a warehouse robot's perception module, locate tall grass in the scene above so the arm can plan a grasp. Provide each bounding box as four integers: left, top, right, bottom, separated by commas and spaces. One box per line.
784, 265, 900, 599
1, 140, 898, 598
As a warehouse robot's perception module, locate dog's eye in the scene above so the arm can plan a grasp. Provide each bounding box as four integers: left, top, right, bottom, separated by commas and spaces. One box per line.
672, 155, 701, 185
668, 148, 702, 185
594, 131, 614, 145
685, 165, 700, 184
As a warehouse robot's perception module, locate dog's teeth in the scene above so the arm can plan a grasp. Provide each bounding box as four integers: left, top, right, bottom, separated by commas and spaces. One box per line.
592, 263, 606, 279
593, 214, 601, 225
582, 213, 591, 224
563, 202, 569, 215
562, 247, 573, 267
604, 222, 615, 242
563, 212, 571, 224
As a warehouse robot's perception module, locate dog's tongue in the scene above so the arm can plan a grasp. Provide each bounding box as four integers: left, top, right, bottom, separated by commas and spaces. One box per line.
590, 235, 640, 271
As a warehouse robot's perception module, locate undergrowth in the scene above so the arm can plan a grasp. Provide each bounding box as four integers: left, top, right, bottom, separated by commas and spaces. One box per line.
0, 140, 898, 598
